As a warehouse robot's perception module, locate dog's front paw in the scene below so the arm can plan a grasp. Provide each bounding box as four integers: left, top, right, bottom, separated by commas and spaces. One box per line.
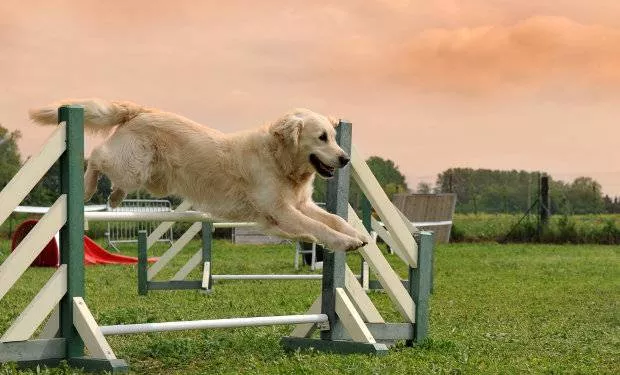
330, 236, 365, 252
355, 231, 371, 246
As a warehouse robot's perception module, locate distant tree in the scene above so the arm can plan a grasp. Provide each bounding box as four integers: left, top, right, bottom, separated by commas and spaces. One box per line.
0, 125, 22, 191
313, 155, 409, 207
566, 177, 605, 214
416, 182, 432, 194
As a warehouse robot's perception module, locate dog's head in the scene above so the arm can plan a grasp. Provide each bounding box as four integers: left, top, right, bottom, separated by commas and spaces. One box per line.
270, 109, 349, 178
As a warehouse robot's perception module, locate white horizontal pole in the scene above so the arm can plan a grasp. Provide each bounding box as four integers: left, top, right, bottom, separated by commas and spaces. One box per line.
212, 222, 256, 228
85, 211, 214, 222
85, 211, 257, 228
212, 274, 323, 280
99, 314, 328, 335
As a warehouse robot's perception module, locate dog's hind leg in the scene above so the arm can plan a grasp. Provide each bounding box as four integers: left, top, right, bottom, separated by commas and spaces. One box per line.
109, 187, 127, 208
84, 162, 100, 202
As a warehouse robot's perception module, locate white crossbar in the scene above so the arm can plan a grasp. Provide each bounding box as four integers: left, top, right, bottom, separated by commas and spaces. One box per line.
147, 200, 193, 248
100, 314, 329, 335
1, 265, 67, 342
351, 145, 418, 267
212, 274, 323, 280
147, 222, 202, 280
0, 196, 67, 301
0, 123, 66, 226
348, 205, 415, 323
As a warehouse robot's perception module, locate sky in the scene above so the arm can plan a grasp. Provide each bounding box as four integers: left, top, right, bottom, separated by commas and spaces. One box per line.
1, 0, 619, 196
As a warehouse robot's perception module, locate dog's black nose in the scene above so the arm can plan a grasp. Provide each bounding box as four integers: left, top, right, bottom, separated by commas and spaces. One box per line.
339, 155, 350, 167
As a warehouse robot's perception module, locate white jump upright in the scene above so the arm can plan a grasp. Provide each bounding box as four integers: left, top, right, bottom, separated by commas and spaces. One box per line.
0, 106, 128, 372
0, 109, 433, 373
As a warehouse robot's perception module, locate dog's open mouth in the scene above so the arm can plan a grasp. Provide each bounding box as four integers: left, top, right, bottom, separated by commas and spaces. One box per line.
310, 154, 335, 178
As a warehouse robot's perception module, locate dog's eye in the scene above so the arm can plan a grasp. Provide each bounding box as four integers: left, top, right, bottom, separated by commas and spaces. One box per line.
318, 132, 328, 142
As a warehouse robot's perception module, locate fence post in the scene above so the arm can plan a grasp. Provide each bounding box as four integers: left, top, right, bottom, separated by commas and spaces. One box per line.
408, 231, 433, 345
138, 231, 148, 295
320, 120, 352, 341
58, 105, 85, 359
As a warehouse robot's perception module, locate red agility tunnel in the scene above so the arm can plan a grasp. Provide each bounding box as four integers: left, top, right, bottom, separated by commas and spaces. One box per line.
11, 219, 157, 267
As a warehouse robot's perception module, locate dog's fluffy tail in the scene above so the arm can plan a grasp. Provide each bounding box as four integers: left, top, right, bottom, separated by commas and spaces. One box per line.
29, 98, 150, 135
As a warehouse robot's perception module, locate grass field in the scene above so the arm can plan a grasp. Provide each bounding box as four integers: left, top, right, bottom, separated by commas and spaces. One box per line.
451, 213, 620, 243
0, 239, 618, 374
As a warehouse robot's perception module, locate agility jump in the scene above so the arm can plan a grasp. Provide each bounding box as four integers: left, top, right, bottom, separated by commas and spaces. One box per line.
0, 106, 433, 373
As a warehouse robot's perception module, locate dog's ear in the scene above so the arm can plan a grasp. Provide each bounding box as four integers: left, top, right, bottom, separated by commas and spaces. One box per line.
270, 114, 304, 147
327, 116, 340, 128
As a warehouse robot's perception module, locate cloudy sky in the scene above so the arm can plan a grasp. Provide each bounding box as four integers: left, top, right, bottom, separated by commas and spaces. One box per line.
1, 0, 619, 195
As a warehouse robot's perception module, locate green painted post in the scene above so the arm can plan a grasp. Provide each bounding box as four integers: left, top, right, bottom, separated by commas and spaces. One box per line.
58, 105, 85, 359
320, 120, 352, 341
137, 231, 148, 295
408, 231, 433, 345
202, 222, 212, 291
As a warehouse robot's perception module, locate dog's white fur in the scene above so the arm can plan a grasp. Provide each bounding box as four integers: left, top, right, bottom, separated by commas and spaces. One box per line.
30, 99, 368, 251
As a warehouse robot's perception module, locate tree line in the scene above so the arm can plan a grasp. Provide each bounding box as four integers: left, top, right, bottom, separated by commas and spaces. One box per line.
433, 168, 617, 214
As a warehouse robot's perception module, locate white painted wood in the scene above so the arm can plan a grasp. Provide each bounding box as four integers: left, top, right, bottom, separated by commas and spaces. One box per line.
371, 216, 407, 261
290, 296, 321, 338
147, 222, 202, 280
344, 265, 384, 323
202, 262, 211, 289
38, 305, 60, 339
362, 261, 370, 290
0, 196, 67, 301
171, 249, 202, 281
146, 200, 193, 248
395, 207, 420, 234
350, 145, 418, 267
348, 205, 415, 323
73, 297, 116, 360
1, 266, 67, 342
335, 288, 375, 343
0, 123, 66, 226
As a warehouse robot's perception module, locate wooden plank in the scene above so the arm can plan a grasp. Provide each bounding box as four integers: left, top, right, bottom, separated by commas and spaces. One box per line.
0, 123, 66, 226
350, 145, 417, 267
38, 305, 60, 339
335, 288, 375, 343
147, 280, 203, 290
348, 205, 415, 323
171, 249, 202, 281
281, 337, 388, 355
146, 200, 192, 248
72, 297, 116, 360
0, 195, 67, 301
371, 216, 407, 261
344, 265, 384, 323
147, 221, 201, 280
202, 262, 211, 289
0, 338, 66, 362
1, 265, 67, 342
290, 296, 321, 338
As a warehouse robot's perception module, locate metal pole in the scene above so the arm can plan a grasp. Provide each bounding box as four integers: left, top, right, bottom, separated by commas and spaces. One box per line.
100, 314, 329, 335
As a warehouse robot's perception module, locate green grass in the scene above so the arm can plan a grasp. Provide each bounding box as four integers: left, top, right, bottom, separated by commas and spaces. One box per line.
0, 239, 618, 374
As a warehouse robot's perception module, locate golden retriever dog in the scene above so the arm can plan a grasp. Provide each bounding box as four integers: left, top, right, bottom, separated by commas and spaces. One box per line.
30, 99, 368, 252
